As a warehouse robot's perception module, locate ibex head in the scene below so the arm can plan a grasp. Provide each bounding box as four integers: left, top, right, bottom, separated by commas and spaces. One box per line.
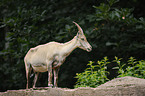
73, 22, 92, 52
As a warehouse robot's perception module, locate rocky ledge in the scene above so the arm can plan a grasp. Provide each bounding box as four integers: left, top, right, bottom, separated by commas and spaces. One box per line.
0, 76, 145, 96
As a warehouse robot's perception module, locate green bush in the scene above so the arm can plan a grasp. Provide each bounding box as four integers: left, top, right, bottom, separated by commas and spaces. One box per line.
74, 57, 110, 88
113, 56, 145, 78
75, 56, 145, 88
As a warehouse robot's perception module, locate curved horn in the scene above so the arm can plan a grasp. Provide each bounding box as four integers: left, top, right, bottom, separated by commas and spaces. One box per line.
73, 21, 83, 34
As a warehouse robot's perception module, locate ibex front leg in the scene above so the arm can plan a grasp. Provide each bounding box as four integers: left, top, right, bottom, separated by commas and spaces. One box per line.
47, 61, 53, 87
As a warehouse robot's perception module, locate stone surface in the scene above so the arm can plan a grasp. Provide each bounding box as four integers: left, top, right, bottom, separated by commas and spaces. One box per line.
1, 76, 145, 96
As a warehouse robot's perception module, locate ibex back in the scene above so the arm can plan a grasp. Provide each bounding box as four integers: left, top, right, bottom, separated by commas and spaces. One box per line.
24, 22, 92, 89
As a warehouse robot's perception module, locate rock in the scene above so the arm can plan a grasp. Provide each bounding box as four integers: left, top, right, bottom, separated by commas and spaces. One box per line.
0, 76, 145, 96
95, 76, 145, 96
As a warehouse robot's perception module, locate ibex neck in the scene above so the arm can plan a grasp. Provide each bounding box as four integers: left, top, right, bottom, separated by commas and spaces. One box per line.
62, 36, 78, 56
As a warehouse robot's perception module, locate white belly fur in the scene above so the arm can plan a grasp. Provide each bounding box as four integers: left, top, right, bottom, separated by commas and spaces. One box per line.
32, 66, 48, 72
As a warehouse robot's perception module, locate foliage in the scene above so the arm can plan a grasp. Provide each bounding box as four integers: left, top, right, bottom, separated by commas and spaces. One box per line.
0, 0, 145, 91
75, 57, 110, 88
87, 0, 145, 59
113, 56, 145, 78
0, 0, 98, 91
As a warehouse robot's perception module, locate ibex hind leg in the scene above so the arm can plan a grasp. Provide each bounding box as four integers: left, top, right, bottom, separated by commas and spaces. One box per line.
53, 68, 60, 88
25, 62, 32, 89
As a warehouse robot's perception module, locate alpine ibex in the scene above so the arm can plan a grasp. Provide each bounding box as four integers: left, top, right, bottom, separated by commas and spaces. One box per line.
24, 22, 92, 89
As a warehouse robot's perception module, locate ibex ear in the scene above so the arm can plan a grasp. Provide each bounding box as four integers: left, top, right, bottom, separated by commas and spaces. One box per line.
73, 21, 84, 35
76, 31, 83, 39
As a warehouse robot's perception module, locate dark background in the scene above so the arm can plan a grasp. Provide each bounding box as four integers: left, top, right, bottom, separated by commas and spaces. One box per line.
0, 0, 145, 92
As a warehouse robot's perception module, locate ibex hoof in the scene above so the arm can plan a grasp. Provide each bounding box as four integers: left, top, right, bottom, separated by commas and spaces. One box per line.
48, 84, 53, 87
32, 86, 36, 89
54, 86, 58, 88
